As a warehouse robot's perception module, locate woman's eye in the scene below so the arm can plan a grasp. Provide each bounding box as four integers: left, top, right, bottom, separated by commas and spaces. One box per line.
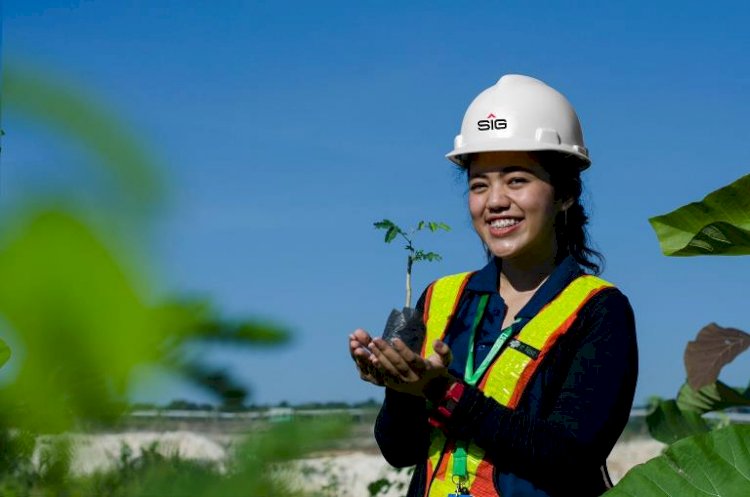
469, 182, 487, 192
507, 176, 528, 186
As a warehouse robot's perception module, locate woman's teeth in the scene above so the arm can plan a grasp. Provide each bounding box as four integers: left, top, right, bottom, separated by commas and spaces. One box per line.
490, 219, 521, 228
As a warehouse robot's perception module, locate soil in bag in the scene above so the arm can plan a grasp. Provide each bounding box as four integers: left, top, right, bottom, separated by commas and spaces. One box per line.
382, 307, 425, 353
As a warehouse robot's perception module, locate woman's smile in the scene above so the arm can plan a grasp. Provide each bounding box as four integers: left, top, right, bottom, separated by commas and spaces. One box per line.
487, 217, 523, 236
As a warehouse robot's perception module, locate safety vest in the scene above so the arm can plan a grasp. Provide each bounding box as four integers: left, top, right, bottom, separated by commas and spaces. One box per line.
421, 272, 613, 497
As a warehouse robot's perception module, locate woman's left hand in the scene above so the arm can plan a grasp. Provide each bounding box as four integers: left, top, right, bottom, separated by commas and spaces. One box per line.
368, 337, 453, 397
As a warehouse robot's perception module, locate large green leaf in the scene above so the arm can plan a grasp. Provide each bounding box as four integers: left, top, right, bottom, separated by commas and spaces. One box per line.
677, 381, 750, 414
649, 173, 750, 256
604, 424, 750, 496
0, 210, 162, 431
646, 399, 709, 444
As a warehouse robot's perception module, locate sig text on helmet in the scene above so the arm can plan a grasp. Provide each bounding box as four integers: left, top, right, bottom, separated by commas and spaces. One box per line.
477, 118, 507, 131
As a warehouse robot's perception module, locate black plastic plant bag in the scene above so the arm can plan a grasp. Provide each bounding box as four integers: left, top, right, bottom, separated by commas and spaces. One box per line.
382, 307, 425, 353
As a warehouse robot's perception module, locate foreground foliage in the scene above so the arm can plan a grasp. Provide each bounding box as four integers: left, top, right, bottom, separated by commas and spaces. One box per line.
0, 63, 344, 495
605, 424, 750, 497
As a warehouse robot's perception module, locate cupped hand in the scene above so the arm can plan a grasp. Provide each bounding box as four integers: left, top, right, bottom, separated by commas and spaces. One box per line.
349, 328, 385, 386
368, 337, 453, 397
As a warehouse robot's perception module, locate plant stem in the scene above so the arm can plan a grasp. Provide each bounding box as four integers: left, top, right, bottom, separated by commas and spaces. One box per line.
405, 254, 413, 309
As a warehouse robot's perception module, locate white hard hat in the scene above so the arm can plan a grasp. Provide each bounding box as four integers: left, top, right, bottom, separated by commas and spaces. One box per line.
446, 74, 590, 169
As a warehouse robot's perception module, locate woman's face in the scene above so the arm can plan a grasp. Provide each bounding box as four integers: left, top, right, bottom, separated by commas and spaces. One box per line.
468, 151, 569, 267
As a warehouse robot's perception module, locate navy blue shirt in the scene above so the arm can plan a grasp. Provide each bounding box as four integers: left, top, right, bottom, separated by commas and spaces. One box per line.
374, 257, 638, 497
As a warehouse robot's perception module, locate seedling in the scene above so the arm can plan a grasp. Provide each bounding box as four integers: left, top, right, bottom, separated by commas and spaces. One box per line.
373, 219, 451, 309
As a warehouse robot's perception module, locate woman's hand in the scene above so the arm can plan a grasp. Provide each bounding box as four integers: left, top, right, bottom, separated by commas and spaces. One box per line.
349, 328, 385, 386
368, 337, 453, 397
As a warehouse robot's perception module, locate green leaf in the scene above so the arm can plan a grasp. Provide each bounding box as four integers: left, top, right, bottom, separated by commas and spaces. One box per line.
373, 219, 395, 230
413, 250, 443, 263
0, 339, 10, 369
156, 299, 290, 345
604, 424, 750, 496
0, 210, 160, 431
416, 221, 426, 231
428, 222, 438, 232
385, 226, 399, 243
676, 381, 750, 414
438, 222, 452, 232
423, 251, 442, 262
649, 173, 750, 256
646, 399, 709, 444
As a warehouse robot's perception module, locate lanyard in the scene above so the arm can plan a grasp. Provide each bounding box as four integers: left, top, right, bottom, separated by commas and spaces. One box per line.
452, 294, 519, 485
463, 294, 518, 387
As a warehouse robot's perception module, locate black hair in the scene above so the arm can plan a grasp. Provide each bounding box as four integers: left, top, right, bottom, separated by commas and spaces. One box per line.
461, 151, 604, 275
534, 151, 604, 275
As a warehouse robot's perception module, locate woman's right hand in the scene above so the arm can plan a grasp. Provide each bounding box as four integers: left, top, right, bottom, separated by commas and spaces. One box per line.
349, 328, 385, 386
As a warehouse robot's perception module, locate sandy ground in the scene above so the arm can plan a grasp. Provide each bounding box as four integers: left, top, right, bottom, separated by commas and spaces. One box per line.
36, 431, 233, 475
42, 432, 665, 497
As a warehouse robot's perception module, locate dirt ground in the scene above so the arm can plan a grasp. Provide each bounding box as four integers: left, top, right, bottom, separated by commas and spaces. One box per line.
50, 430, 665, 497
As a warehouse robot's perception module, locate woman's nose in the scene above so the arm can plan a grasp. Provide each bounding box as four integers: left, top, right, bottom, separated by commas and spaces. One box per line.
488, 185, 511, 210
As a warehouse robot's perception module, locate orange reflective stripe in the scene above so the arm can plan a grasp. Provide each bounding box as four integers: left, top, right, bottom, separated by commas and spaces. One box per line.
422, 272, 473, 358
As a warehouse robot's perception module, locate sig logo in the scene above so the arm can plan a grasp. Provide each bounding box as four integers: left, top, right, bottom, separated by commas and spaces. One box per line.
477, 113, 507, 131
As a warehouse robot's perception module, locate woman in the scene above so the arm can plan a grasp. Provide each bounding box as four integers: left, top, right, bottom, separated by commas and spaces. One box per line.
349, 75, 637, 497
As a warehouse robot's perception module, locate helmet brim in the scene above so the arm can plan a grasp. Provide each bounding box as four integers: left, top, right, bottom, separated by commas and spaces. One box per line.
446, 139, 590, 170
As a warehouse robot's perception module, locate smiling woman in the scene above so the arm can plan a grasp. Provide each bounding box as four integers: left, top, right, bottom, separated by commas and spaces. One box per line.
349, 74, 638, 497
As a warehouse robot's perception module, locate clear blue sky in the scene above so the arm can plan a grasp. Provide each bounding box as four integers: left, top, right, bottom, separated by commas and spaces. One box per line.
2, 1, 750, 406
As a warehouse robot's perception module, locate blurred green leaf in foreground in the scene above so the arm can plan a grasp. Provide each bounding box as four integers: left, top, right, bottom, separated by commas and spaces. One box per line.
0, 63, 342, 495
0, 62, 291, 430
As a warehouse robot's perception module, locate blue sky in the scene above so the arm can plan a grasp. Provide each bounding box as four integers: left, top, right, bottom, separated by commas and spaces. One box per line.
2, 1, 750, 406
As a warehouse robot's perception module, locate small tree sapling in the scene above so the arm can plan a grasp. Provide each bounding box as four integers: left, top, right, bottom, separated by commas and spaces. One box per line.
373, 219, 450, 350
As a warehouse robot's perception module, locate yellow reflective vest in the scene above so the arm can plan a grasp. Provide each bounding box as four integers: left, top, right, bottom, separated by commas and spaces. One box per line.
421, 272, 614, 497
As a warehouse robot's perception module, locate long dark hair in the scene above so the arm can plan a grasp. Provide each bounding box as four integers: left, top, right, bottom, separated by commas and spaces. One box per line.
535, 152, 604, 275
463, 151, 604, 275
